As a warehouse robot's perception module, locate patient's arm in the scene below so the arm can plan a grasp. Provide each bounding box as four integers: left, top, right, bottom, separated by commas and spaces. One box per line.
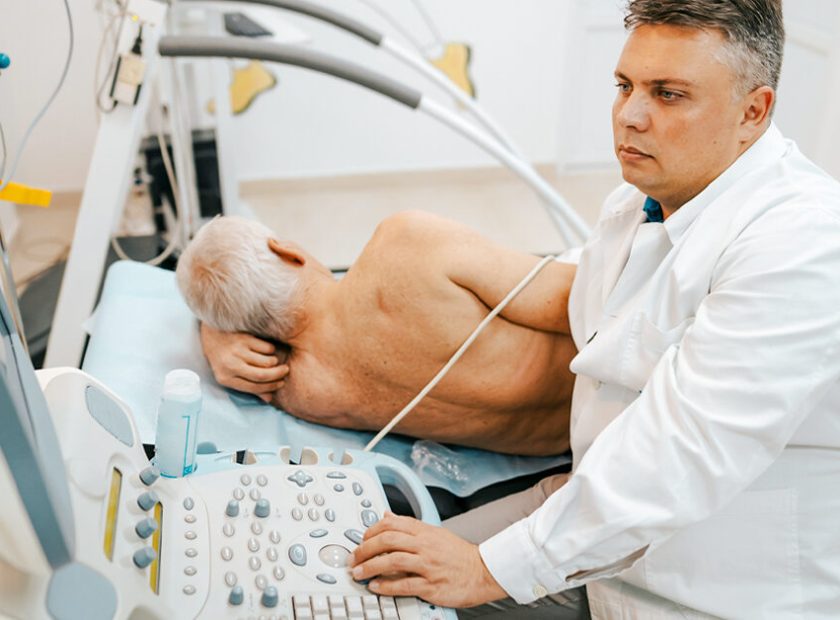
381, 211, 577, 334
199, 323, 290, 402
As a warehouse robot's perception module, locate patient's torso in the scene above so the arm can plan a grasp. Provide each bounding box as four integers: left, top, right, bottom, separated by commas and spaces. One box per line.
276, 226, 576, 454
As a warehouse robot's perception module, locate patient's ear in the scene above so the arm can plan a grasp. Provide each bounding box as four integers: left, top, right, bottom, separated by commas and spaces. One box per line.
268, 238, 306, 267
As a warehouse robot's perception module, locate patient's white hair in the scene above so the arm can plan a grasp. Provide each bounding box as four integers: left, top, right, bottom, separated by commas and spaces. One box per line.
176, 216, 299, 339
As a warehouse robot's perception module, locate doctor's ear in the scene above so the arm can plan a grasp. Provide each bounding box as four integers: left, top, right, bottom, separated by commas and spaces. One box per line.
268, 238, 306, 267
740, 85, 774, 138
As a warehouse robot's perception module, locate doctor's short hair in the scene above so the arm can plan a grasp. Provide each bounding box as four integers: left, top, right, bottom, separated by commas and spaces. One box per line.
176, 216, 299, 340
624, 0, 785, 96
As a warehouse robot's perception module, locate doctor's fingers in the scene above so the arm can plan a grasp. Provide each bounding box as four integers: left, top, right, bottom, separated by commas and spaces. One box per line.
352, 530, 421, 566
353, 551, 425, 582
362, 512, 423, 540
366, 575, 433, 602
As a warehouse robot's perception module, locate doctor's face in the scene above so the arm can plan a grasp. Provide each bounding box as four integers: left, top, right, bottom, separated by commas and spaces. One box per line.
612, 25, 747, 215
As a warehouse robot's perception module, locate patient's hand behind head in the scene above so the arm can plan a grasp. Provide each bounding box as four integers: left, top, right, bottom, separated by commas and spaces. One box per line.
176, 216, 300, 340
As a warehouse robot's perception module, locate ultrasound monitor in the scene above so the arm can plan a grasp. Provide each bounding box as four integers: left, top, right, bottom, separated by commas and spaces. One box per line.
0, 259, 76, 574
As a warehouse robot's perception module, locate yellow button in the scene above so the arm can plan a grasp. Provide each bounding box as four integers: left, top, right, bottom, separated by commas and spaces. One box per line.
532, 584, 548, 598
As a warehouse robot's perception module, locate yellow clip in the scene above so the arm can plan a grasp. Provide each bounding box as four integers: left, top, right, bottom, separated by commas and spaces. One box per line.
430, 43, 476, 98
0, 181, 53, 208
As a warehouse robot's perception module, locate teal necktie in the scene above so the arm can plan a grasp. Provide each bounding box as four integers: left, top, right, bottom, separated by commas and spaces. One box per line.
643, 197, 664, 223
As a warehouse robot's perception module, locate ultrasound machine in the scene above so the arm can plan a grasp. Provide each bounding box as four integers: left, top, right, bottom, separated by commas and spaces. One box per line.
0, 264, 454, 619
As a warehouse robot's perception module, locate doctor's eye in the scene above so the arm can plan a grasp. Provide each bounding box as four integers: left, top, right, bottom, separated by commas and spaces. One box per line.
657, 89, 683, 102
615, 82, 632, 94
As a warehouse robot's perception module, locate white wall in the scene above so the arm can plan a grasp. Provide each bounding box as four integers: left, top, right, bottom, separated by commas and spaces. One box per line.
222, 0, 570, 180
1, 0, 101, 193
3, 0, 569, 191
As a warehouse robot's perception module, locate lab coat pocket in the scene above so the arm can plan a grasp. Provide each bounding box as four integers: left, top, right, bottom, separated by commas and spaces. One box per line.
641, 488, 802, 617
619, 314, 693, 392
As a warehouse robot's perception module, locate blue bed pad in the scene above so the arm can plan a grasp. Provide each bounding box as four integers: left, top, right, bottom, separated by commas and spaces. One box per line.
82, 261, 569, 496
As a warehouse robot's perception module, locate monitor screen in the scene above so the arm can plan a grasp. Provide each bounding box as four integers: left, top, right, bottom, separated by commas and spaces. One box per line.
0, 261, 75, 569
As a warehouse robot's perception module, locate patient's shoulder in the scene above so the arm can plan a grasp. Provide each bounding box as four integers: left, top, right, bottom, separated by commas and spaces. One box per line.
371, 210, 462, 246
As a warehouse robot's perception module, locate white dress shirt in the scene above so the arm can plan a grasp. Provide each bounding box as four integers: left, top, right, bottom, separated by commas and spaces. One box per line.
479, 124, 840, 618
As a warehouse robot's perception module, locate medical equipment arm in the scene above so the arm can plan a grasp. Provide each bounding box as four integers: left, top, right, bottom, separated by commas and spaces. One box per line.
157, 36, 591, 245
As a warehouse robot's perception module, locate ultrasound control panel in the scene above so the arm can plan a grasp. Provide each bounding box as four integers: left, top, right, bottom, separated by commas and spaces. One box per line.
1, 367, 457, 620
140, 446, 451, 619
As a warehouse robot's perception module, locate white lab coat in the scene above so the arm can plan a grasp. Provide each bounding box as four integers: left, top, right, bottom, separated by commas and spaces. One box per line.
480, 124, 840, 618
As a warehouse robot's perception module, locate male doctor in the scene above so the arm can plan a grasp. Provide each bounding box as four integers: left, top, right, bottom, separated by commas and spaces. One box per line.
350, 0, 840, 617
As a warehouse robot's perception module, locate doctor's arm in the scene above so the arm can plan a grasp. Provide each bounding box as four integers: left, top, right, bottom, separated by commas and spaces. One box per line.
351, 205, 840, 606
199, 322, 289, 402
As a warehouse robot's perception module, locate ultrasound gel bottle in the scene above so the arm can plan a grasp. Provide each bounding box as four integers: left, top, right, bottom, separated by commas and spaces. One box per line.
154, 369, 202, 477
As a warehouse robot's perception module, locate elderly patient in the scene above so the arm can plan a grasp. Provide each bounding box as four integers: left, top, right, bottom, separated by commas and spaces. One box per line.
176, 212, 577, 456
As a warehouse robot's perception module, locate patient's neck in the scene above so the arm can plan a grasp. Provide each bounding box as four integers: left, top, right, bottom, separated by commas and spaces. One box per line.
283, 273, 340, 353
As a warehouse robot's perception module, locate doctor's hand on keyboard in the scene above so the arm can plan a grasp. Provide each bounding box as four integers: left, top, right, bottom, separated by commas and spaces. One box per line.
349, 513, 508, 609
199, 323, 289, 403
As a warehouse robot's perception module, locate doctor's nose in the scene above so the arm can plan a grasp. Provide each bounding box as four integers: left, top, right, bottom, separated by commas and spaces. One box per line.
615, 93, 651, 131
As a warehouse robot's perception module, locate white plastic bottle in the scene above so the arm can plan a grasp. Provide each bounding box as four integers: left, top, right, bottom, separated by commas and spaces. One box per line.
154, 369, 202, 478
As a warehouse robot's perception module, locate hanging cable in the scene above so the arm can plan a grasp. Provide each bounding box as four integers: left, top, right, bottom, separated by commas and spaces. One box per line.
0, 0, 74, 195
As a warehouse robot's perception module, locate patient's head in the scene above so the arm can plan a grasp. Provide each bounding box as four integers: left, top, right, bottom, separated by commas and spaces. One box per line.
176, 216, 302, 340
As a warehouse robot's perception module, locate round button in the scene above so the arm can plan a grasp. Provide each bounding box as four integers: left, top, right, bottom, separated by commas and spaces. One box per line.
135, 517, 158, 539
248, 537, 261, 552
308, 508, 320, 521
137, 491, 159, 511
288, 544, 307, 566
229, 585, 244, 606
257, 474, 268, 486
361, 499, 372, 508
316, 573, 337, 585
291, 508, 303, 521
183, 585, 196, 595
226, 499, 240, 518
183, 496, 195, 511
233, 488, 245, 501
333, 484, 344, 492
221, 547, 233, 561
185, 548, 198, 558
269, 530, 281, 544
249, 556, 262, 571
532, 584, 548, 598
132, 547, 156, 568
225, 571, 238, 587
255, 574, 268, 590
139, 466, 160, 486
184, 566, 197, 576
184, 514, 196, 524
297, 493, 309, 505
325, 509, 336, 522
223, 523, 235, 537
314, 494, 325, 506
352, 482, 363, 496
250, 488, 262, 501
266, 547, 278, 562
251, 521, 263, 535
240, 474, 252, 486
185, 530, 197, 540
254, 498, 271, 518
273, 566, 285, 581
319, 544, 351, 568
261, 585, 279, 608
